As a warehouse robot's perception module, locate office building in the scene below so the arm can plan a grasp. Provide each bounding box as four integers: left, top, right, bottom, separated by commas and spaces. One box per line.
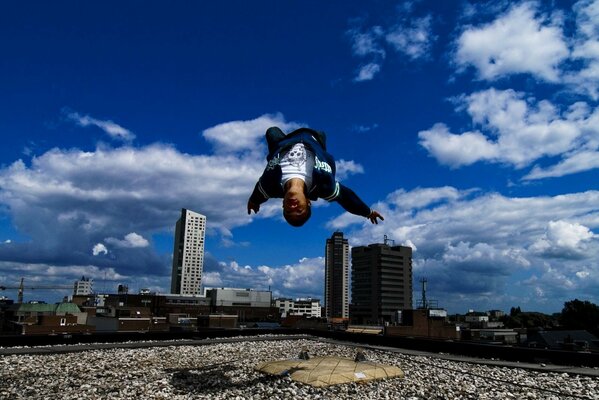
350, 243, 412, 324
324, 231, 349, 320
275, 297, 321, 318
171, 208, 206, 296
73, 276, 93, 296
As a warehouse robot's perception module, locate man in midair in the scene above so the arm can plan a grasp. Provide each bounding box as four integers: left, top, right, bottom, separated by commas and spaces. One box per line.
247, 126, 384, 227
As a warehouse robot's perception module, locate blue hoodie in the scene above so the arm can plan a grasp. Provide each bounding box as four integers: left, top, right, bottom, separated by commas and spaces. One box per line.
249, 128, 372, 217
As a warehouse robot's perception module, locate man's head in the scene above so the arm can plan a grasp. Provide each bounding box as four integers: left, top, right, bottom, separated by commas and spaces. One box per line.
283, 180, 311, 227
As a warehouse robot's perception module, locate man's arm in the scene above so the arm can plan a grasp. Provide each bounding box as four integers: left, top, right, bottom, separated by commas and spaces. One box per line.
247, 181, 268, 214
333, 183, 384, 224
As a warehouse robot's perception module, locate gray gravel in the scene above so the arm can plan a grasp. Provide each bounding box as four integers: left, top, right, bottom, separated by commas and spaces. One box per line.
1, 338, 598, 399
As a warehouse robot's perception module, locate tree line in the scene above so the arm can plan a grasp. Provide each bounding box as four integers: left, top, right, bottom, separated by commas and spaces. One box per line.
501, 299, 599, 336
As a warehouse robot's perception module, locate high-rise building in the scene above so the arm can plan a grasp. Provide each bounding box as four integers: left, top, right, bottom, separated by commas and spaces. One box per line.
324, 231, 349, 320
171, 208, 206, 296
350, 243, 412, 324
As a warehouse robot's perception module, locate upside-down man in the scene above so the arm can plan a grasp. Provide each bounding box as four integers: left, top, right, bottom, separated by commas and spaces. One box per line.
247, 126, 384, 227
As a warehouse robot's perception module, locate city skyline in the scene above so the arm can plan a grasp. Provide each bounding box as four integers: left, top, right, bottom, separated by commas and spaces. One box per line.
1, 1, 598, 314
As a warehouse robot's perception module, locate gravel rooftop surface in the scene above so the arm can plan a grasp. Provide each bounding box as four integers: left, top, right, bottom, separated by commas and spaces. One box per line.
1, 338, 598, 399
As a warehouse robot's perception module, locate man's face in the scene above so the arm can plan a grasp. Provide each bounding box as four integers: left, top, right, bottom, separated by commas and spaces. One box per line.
283, 191, 310, 222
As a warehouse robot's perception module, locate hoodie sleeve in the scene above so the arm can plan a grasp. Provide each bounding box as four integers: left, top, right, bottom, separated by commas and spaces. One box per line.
249, 180, 270, 206
331, 183, 371, 217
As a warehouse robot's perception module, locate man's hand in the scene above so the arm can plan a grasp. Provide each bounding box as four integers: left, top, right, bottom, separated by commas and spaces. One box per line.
247, 200, 260, 215
368, 210, 384, 224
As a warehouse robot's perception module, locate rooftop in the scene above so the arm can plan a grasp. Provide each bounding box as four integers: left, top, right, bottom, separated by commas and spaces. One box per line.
0, 335, 597, 399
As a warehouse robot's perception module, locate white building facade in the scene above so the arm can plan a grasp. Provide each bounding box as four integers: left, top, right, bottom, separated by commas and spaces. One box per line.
275, 298, 321, 318
171, 208, 206, 296
73, 276, 93, 296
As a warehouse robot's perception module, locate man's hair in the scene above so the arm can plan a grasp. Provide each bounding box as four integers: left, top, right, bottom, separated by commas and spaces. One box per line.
284, 207, 312, 227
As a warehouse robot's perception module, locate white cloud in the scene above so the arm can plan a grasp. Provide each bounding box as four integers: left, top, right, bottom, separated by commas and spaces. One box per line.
419, 88, 599, 175
105, 232, 149, 248
386, 186, 463, 210
66, 111, 136, 142
455, 2, 569, 81
354, 62, 382, 82
201, 271, 223, 287
92, 243, 108, 256
335, 159, 364, 180
455, 1, 599, 99
418, 123, 498, 168
385, 15, 435, 61
350, 26, 386, 58
351, 124, 379, 133
348, 9, 435, 82
329, 186, 599, 311
524, 150, 599, 180
530, 220, 596, 257
565, 0, 599, 99
202, 113, 300, 154
205, 257, 325, 299
0, 113, 365, 285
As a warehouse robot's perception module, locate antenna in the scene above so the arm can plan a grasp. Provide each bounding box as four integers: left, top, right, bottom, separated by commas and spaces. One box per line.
420, 278, 428, 310
383, 235, 395, 246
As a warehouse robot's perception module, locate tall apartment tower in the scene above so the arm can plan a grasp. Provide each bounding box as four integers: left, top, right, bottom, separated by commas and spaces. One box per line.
324, 231, 349, 320
171, 208, 206, 296
350, 243, 412, 324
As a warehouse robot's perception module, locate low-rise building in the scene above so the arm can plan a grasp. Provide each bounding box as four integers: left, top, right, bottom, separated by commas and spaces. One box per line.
385, 309, 461, 340
274, 297, 321, 318
6, 302, 94, 335
73, 276, 93, 296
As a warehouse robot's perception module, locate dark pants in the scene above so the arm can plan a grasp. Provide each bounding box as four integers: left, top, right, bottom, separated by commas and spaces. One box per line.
266, 127, 327, 154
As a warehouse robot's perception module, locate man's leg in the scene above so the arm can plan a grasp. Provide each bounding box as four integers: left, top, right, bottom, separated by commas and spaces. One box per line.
266, 127, 286, 154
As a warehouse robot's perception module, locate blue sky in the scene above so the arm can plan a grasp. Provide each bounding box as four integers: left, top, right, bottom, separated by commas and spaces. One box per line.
1, 0, 598, 314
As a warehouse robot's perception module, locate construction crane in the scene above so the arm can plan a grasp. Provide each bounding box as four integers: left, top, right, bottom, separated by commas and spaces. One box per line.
0, 278, 72, 303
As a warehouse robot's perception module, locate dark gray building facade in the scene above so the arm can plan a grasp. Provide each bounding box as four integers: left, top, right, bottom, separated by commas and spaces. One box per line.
351, 243, 413, 324
325, 232, 349, 319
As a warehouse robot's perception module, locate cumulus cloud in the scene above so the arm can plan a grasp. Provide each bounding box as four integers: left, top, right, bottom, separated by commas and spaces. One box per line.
564, 0, 599, 99
203, 257, 325, 299
385, 15, 435, 61
202, 113, 300, 155
105, 232, 149, 248
0, 260, 132, 302
347, 8, 436, 81
530, 220, 596, 258
0, 112, 365, 295
335, 159, 364, 180
92, 243, 108, 256
524, 150, 599, 180
455, 2, 569, 81
65, 110, 136, 142
419, 88, 599, 175
418, 123, 498, 168
329, 186, 599, 311
0, 114, 289, 280
386, 186, 464, 211
455, 1, 599, 99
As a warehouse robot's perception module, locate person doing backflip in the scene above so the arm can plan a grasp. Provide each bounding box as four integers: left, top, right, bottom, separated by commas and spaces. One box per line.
247, 126, 384, 227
